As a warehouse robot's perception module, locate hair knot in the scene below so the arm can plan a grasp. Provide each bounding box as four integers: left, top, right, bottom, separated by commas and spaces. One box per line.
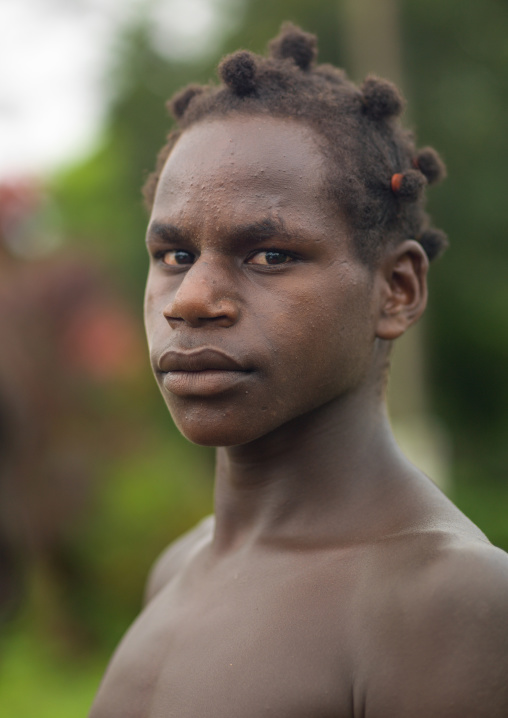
413, 147, 447, 185
219, 51, 257, 96
418, 228, 449, 261
391, 169, 427, 201
361, 76, 404, 121
268, 22, 317, 70
167, 85, 205, 120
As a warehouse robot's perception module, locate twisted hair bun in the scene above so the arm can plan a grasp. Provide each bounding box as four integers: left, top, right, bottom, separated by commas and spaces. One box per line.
361, 76, 405, 121
268, 22, 317, 70
419, 228, 449, 261
414, 147, 447, 185
219, 51, 257, 96
167, 85, 204, 120
391, 169, 427, 201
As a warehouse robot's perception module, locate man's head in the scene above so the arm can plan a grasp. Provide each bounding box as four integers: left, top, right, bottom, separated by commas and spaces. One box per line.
143, 25, 445, 447
144, 23, 447, 268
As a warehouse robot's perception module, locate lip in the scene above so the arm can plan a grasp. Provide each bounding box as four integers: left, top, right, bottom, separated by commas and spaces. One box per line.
157, 348, 251, 397
158, 347, 247, 373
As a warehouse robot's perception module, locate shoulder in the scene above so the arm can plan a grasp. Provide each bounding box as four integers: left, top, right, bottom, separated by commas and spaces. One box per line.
412, 538, 508, 652
361, 536, 508, 717
143, 515, 214, 605
406, 535, 508, 625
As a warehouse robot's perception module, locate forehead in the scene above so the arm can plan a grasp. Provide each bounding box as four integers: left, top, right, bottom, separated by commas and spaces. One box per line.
152, 115, 345, 240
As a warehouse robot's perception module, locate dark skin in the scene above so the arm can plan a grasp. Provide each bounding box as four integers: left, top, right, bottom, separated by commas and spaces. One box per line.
89, 116, 508, 717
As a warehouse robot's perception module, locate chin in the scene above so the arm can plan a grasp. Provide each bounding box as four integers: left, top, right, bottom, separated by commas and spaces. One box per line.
166, 398, 281, 448
173, 419, 262, 448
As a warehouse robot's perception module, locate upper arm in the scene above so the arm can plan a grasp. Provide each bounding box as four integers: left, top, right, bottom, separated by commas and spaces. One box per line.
363, 544, 508, 717
143, 515, 214, 606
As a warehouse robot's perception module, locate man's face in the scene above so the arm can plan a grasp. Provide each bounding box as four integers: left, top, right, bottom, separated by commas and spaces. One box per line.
144, 115, 379, 446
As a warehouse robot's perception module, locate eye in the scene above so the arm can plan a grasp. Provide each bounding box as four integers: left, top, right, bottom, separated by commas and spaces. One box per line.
160, 249, 195, 266
247, 250, 294, 266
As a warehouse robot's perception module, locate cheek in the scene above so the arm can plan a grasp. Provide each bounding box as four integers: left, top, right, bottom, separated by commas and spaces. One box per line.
144, 273, 171, 348
143, 290, 157, 351
266, 280, 375, 396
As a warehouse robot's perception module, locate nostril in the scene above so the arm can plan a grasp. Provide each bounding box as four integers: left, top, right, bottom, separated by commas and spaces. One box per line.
204, 314, 236, 328
172, 313, 237, 329
163, 298, 239, 328
164, 314, 184, 325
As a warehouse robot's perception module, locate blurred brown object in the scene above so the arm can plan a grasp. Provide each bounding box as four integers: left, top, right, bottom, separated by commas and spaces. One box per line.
0, 179, 143, 646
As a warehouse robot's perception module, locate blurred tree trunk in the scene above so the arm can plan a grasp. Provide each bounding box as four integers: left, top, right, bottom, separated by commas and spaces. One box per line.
340, 0, 450, 488
342, 0, 403, 86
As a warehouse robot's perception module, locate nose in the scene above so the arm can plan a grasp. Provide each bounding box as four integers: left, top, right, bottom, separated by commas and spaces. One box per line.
163, 256, 240, 329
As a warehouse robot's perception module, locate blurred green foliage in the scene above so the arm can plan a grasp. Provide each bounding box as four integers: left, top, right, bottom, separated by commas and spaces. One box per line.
2, 0, 507, 714
403, 0, 508, 480
1, 623, 103, 718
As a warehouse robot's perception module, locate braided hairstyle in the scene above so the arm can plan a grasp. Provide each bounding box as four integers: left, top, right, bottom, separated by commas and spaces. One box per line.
143, 23, 447, 266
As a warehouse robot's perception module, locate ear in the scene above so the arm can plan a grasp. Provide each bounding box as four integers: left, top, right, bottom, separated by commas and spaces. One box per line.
375, 240, 429, 341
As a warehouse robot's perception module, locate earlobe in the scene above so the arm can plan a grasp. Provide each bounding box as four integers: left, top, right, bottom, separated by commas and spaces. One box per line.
375, 240, 429, 341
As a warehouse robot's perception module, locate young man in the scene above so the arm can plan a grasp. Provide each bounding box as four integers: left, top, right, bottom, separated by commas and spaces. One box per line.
90, 25, 508, 717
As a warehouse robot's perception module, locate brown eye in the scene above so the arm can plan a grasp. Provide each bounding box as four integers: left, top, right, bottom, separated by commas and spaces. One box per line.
247, 251, 293, 266
162, 250, 194, 266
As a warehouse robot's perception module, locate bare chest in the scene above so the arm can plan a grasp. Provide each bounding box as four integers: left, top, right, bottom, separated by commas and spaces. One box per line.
89, 557, 356, 718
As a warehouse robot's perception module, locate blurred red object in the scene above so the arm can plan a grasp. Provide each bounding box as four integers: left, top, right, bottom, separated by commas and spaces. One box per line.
0, 178, 144, 633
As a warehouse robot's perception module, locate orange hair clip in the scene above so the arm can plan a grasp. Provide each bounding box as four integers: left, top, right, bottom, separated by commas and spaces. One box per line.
391, 173, 404, 192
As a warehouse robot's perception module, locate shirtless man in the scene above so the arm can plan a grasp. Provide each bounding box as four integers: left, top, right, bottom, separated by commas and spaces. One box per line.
89, 24, 508, 717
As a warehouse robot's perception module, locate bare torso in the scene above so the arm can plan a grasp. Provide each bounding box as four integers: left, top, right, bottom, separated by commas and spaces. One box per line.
89, 480, 508, 718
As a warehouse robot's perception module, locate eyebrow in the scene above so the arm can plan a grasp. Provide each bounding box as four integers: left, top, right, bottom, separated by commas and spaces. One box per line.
146, 217, 295, 247
230, 217, 293, 245
146, 222, 189, 245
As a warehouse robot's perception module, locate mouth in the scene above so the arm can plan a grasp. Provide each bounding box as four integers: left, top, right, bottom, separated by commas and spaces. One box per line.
157, 348, 252, 397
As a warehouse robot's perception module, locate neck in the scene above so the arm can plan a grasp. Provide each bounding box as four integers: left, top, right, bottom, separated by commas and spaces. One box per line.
211, 383, 409, 554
